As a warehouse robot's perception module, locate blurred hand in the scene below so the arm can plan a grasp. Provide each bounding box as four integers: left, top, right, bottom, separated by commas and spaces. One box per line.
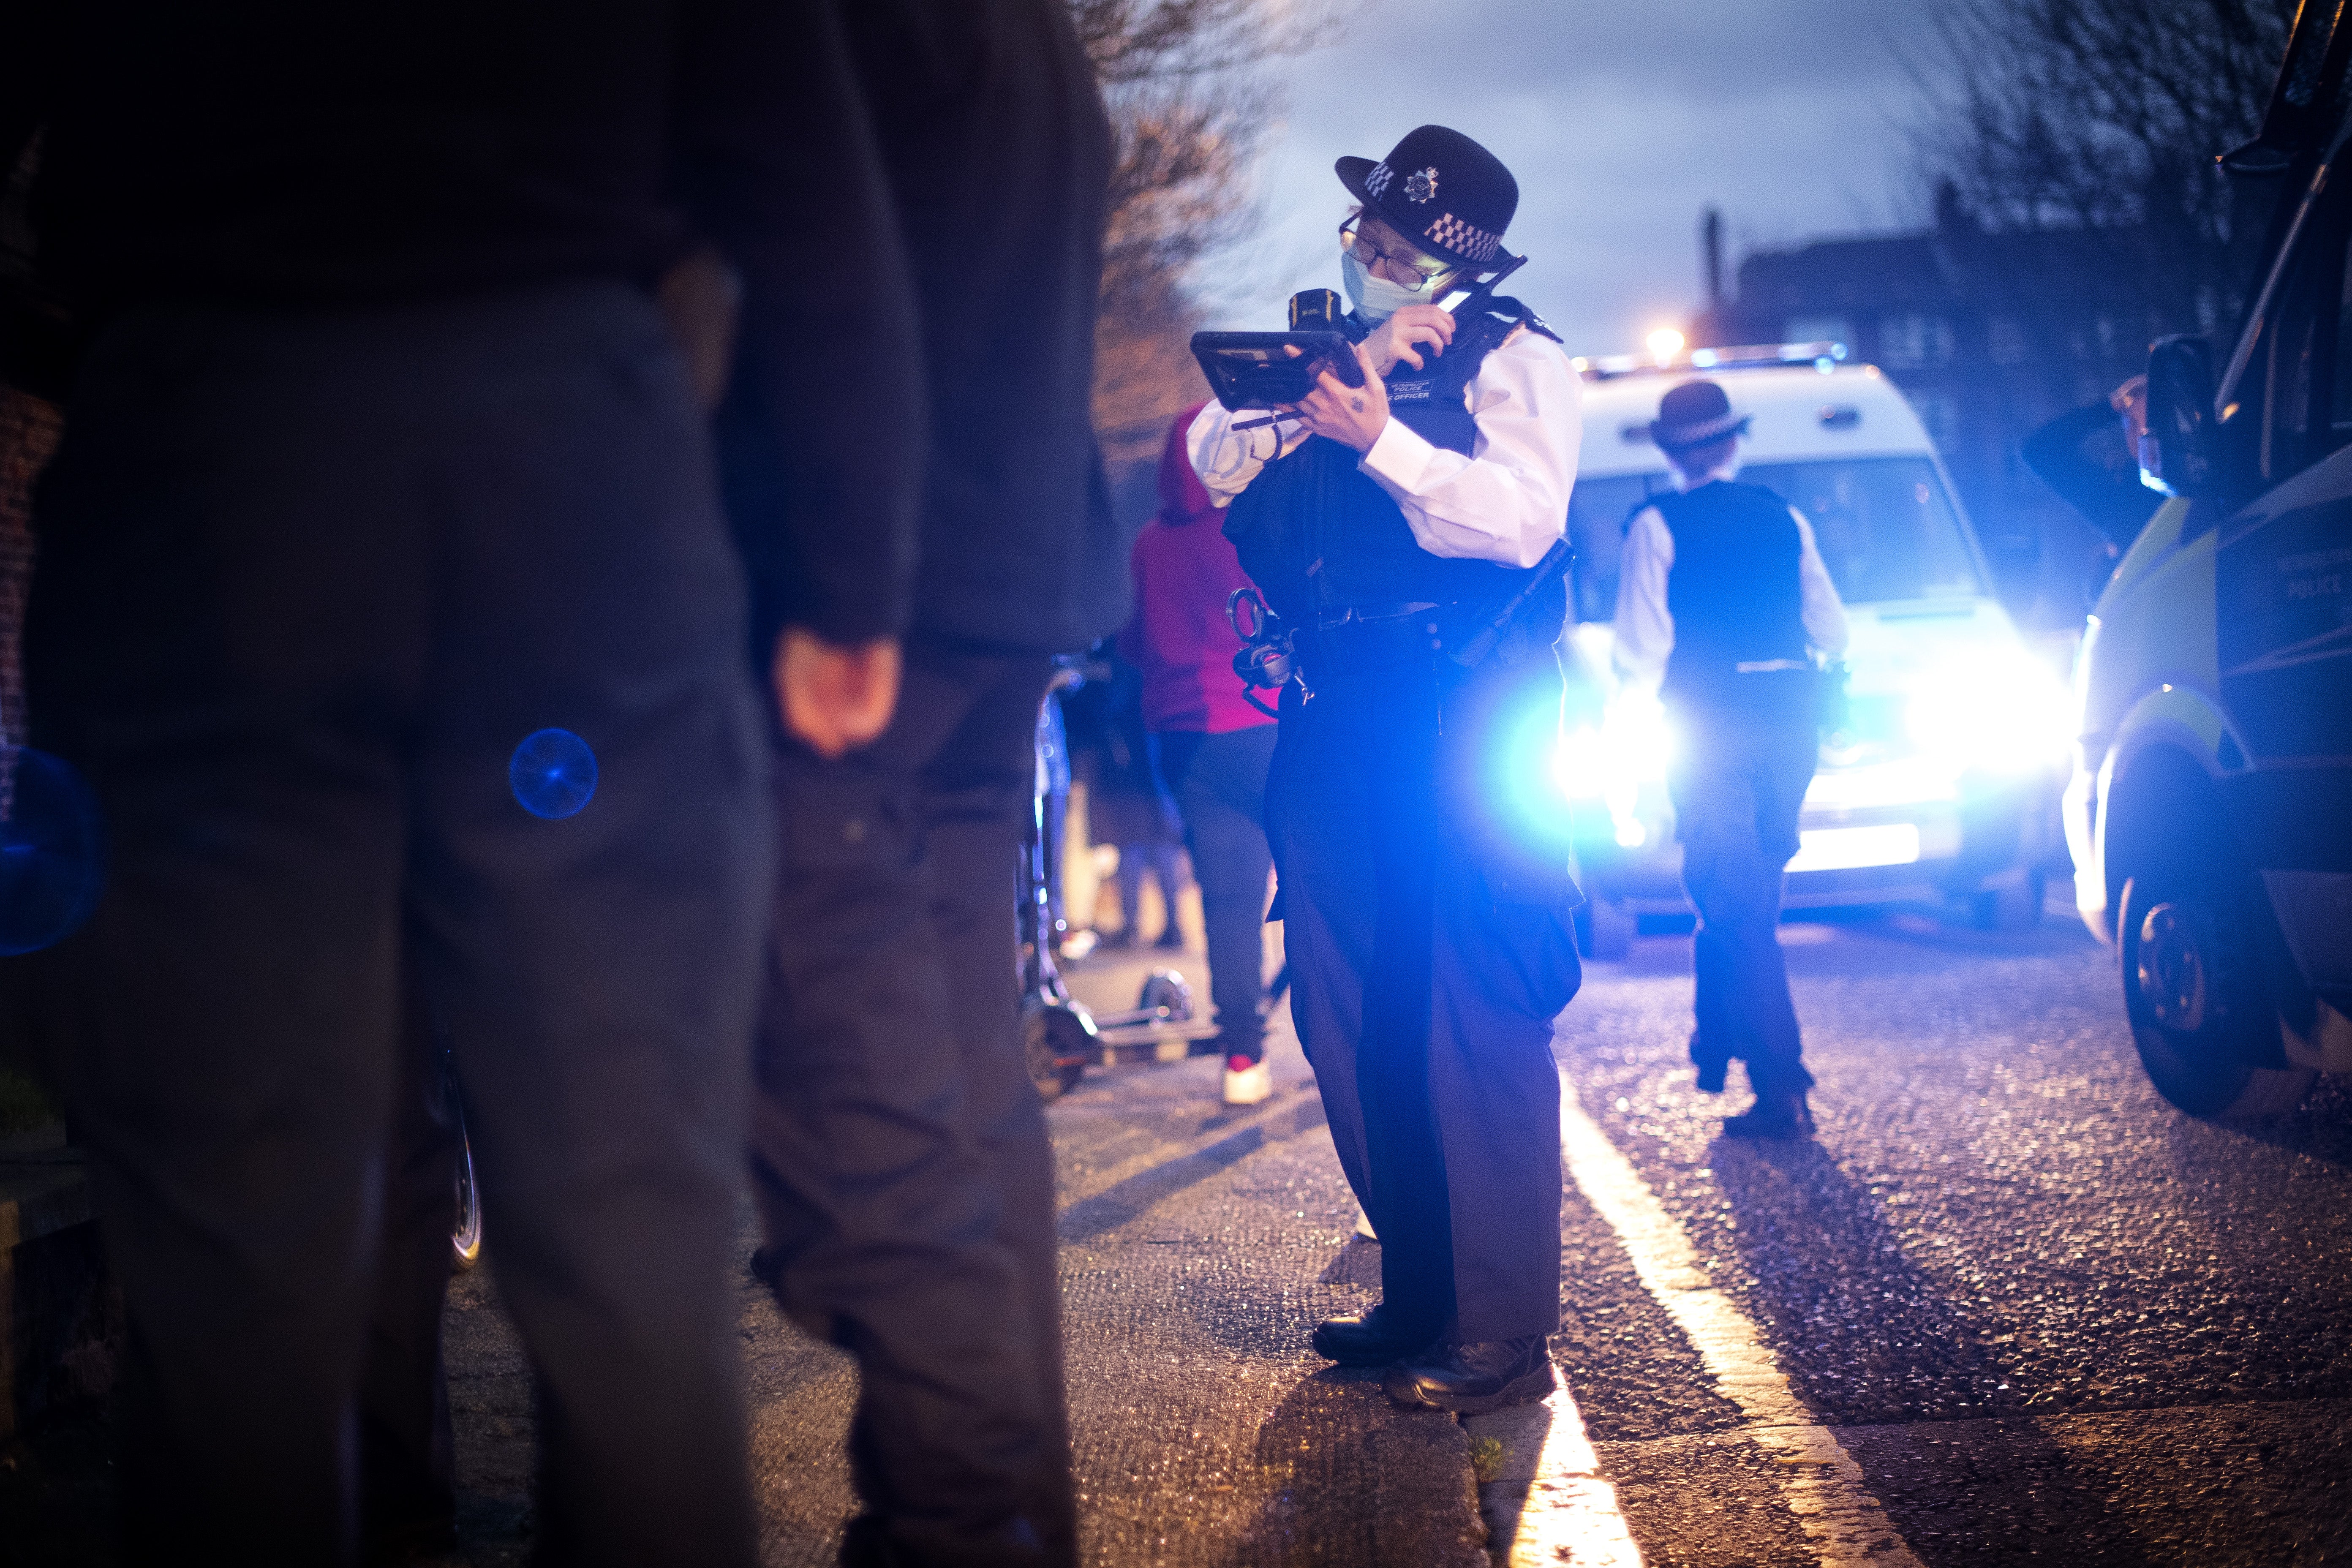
1280, 341, 1390, 454
1363, 304, 1455, 376
774, 628, 902, 758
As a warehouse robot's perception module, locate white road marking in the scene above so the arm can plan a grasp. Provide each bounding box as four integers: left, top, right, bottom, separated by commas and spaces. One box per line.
1559, 1080, 1927, 1568
1465, 1388, 1645, 1566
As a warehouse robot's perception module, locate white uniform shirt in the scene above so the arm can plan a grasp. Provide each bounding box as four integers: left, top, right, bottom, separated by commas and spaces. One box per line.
1185, 324, 1582, 572
1611, 460, 1850, 691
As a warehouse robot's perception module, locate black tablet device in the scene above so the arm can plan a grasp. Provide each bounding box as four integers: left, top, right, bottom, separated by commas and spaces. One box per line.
1190, 330, 1366, 412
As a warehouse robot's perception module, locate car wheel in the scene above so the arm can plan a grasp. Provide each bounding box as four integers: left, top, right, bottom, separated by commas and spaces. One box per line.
1574, 896, 1636, 961
2119, 863, 2314, 1119
1023, 1002, 1092, 1102
450, 1132, 484, 1273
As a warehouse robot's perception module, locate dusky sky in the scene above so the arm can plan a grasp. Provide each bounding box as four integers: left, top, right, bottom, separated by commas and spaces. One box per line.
1216, 0, 1953, 354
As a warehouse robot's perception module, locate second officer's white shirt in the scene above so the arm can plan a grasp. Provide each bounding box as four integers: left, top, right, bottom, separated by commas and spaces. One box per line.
1186, 324, 1582, 572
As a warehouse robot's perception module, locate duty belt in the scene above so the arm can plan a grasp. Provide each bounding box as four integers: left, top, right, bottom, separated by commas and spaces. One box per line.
1293, 604, 1453, 684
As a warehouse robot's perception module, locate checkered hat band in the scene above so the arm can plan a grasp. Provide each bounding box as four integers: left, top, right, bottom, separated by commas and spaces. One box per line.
1424, 212, 1500, 264
1654, 410, 1746, 449
1364, 163, 1500, 264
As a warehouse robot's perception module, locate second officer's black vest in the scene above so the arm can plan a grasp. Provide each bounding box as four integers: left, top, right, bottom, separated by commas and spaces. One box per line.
1653, 479, 1808, 708
1222, 301, 1562, 625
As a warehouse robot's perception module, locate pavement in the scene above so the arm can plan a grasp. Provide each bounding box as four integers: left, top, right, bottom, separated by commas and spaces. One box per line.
9, 890, 2352, 1565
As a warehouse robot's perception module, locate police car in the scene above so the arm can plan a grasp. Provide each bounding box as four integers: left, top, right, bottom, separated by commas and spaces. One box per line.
2067, 8, 2352, 1119
1557, 343, 2072, 956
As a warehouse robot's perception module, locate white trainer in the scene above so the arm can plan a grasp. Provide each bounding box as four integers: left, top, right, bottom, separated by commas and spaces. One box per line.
1222, 1056, 1272, 1106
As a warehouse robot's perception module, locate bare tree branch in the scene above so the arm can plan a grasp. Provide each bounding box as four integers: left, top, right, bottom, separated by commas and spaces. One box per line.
1910, 0, 2297, 331
1075, 0, 1348, 488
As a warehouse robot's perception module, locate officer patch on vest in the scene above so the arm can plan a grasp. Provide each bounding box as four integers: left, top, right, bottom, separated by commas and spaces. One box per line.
1388, 378, 1434, 402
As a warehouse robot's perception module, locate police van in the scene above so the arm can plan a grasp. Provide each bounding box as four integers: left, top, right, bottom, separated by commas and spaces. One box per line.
2068, 10, 2352, 1118
1558, 343, 2072, 957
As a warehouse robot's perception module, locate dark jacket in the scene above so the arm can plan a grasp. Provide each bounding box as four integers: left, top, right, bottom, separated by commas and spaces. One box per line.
827, 0, 1125, 654
0, 0, 924, 647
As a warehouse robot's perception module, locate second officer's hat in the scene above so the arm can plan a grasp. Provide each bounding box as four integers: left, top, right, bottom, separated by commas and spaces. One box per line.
1335, 125, 1518, 270
1650, 380, 1753, 452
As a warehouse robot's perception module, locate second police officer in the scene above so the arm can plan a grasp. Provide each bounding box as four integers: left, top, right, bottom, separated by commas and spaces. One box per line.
1189, 126, 1584, 1413
1612, 379, 1850, 1138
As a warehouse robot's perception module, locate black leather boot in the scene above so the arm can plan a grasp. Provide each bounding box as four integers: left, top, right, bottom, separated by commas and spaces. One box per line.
1722, 1088, 1814, 1139
1311, 1302, 1437, 1367
1383, 1335, 1555, 1413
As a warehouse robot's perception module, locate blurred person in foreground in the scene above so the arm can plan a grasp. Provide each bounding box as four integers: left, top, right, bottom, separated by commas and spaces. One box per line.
1123, 402, 1280, 1105
1191, 126, 1585, 1413
0, 4, 918, 1563
730, 1, 1116, 1562
1612, 380, 1849, 1140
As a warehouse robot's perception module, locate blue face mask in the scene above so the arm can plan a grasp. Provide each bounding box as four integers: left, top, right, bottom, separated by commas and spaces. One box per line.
1342, 251, 1432, 325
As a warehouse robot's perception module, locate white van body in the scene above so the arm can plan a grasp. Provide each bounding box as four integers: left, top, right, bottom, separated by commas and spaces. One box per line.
1555, 349, 2072, 950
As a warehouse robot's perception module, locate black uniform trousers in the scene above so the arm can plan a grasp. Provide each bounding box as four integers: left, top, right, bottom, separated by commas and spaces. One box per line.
1667, 704, 1820, 1097
1153, 724, 1278, 1061
15, 284, 774, 1567
1264, 652, 1579, 1346
751, 641, 1075, 1568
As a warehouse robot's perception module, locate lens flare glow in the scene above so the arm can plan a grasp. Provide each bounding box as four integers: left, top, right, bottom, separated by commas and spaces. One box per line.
0, 748, 103, 955
510, 729, 599, 819
1647, 328, 1686, 365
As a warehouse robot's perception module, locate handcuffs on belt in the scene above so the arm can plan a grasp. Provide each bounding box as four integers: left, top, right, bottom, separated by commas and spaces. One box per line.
1226, 587, 1303, 718
1225, 539, 1574, 718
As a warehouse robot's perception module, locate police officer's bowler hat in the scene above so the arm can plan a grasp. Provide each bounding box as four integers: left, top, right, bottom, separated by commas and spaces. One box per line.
1335, 125, 1518, 270
1650, 380, 1753, 453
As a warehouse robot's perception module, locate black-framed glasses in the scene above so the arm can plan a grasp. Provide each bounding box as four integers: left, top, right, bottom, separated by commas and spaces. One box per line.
1339, 217, 1460, 296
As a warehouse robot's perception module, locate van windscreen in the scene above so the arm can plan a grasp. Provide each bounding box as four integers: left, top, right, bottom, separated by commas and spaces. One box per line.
1742, 457, 1984, 604
1565, 457, 1983, 621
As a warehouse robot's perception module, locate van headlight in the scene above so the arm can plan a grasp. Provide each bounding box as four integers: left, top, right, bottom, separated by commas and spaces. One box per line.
1906, 652, 2074, 775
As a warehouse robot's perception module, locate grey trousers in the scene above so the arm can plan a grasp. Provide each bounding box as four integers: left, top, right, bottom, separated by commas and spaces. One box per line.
1668, 716, 1820, 1097
19, 283, 772, 1567
1154, 724, 1277, 1059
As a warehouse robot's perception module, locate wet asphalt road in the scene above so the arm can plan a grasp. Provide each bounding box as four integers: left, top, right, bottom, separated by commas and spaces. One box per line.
1556, 902, 2352, 1565
11, 898, 2352, 1564
423, 898, 2352, 1566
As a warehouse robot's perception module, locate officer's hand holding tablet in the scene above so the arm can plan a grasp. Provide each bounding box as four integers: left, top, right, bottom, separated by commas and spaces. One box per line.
1277, 339, 1391, 452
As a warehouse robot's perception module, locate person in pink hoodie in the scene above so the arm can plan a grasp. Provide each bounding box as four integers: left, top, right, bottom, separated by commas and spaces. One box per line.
1121, 403, 1280, 1105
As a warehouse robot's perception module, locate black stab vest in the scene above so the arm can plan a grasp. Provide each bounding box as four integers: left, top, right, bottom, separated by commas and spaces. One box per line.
1222, 301, 1563, 626
1654, 479, 1809, 709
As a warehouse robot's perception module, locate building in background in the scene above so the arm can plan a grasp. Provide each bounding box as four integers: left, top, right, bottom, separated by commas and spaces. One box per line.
1688, 189, 2203, 629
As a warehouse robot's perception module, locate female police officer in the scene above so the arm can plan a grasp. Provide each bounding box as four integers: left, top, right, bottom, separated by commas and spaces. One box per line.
1188, 125, 1582, 1413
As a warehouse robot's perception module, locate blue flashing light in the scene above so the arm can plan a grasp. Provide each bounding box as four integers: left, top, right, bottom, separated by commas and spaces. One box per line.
0, 748, 103, 955
510, 729, 599, 819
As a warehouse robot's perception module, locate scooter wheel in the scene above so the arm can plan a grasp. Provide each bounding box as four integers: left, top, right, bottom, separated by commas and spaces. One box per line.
450, 1133, 485, 1273
1137, 968, 1193, 1023
1023, 1002, 1093, 1102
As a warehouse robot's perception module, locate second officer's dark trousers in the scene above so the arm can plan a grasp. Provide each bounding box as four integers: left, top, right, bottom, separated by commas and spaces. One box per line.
751, 640, 1074, 1568
1264, 656, 1579, 1346
1668, 710, 1820, 1097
